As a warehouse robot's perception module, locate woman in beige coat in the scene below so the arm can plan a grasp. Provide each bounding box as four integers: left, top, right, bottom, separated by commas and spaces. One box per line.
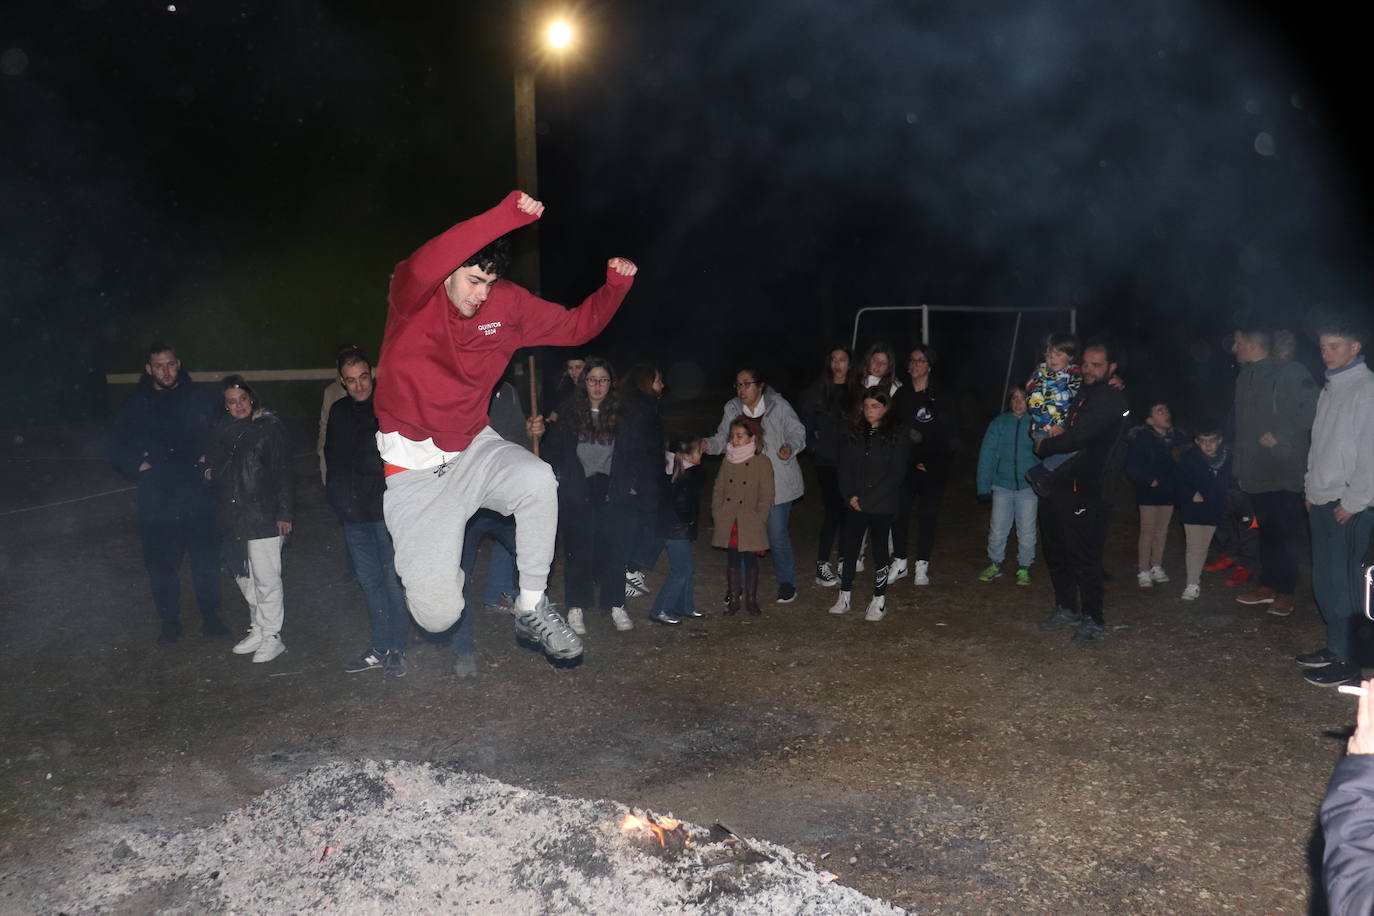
712, 416, 775, 616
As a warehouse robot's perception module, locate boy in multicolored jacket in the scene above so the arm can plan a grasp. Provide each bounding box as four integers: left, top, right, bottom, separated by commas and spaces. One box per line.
1025, 333, 1082, 491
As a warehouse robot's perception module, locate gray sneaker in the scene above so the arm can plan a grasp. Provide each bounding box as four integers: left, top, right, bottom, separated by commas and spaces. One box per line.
512, 595, 584, 660
1038, 606, 1083, 631
384, 650, 407, 678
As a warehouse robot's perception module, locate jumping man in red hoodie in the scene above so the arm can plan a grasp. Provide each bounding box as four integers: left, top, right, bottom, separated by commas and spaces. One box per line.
375, 191, 637, 660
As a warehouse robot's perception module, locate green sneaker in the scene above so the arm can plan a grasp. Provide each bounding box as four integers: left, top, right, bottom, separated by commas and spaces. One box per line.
978, 562, 1003, 582
1015, 568, 1030, 587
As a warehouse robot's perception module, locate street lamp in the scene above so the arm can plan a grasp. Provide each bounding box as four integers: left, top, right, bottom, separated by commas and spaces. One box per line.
512, 5, 575, 295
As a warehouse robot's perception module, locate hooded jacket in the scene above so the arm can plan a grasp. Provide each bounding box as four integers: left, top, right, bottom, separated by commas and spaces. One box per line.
705, 386, 807, 504
1232, 356, 1318, 494
890, 381, 956, 474
1174, 444, 1234, 526
1125, 423, 1189, 506
109, 367, 217, 521
837, 423, 912, 516
208, 410, 294, 541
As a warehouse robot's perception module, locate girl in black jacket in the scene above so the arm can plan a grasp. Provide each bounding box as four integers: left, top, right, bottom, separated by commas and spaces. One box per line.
830, 387, 912, 621
543, 358, 661, 635
206, 376, 294, 663
648, 436, 705, 625
800, 345, 862, 587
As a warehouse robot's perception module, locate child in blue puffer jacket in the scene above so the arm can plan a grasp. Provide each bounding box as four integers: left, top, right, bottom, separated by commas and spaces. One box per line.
1174, 422, 1233, 601
975, 385, 1040, 585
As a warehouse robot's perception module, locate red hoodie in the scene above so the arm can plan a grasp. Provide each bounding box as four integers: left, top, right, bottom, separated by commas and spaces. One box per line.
375, 191, 634, 454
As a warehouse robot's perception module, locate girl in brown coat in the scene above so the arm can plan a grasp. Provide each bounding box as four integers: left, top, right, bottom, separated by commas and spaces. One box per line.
712, 416, 775, 615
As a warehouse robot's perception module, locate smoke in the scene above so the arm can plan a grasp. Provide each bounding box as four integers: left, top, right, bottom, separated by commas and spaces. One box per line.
546, 0, 1366, 378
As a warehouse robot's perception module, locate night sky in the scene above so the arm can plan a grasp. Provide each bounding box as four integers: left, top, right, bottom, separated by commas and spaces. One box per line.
3, 1, 1372, 426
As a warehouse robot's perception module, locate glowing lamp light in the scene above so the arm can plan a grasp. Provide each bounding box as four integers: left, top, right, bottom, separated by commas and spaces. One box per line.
547, 21, 573, 50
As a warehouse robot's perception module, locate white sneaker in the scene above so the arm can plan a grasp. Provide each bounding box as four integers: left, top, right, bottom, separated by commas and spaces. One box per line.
1149, 565, 1170, 584
567, 607, 586, 636
815, 561, 840, 588
611, 606, 634, 631
233, 628, 263, 655
828, 591, 852, 615
251, 633, 285, 663
1181, 584, 1201, 601
1137, 570, 1153, 588
888, 557, 908, 582
624, 570, 648, 599
864, 596, 886, 621
913, 560, 930, 586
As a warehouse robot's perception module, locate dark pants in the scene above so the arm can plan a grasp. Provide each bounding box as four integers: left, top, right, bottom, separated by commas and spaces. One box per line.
892, 466, 945, 562
815, 464, 844, 564
562, 474, 634, 610
1040, 489, 1106, 624
342, 519, 410, 654
139, 509, 221, 627
1214, 488, 1259, 568
1248, 489, 1305, 595
627, 500, 662, 573
449, 510, 518, 657
1310, 503, 1374, 666
839, 509, 893, 593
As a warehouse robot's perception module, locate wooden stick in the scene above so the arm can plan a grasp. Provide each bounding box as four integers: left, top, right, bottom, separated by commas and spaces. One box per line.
528, 353, 541, 456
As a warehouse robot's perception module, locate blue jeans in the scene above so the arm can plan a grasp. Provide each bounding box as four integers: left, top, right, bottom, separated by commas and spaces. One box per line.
1310, 503, 1374, 665
651, 539, 696, 615
766, 500, 796, 587
343, 520, 410, 653
450, 511, 517, 657
988, 485, 1038, 568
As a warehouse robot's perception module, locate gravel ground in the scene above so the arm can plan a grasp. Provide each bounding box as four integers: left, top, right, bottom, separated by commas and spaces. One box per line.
0, 417, 1354, 913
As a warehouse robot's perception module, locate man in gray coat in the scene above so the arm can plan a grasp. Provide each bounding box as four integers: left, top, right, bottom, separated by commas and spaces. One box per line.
1297, 319, 1374, 687
1231, 328, 1319, 617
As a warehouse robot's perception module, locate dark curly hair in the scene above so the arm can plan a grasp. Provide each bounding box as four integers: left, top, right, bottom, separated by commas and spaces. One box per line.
570, 357, 620, 443
460, 236, 512, 277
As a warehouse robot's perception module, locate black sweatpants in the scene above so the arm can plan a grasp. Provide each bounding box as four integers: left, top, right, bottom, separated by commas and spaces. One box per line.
1039, 489, 1106, 624
892, 466, 946, 562
839, 509, 893, 594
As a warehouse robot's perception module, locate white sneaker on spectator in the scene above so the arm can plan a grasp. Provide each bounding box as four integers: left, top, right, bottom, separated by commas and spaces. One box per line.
611, 606, 634, 631
1149, 565, 1170, 583
252, 634, 285, 663
1137, 570, 1154, 588
914, 560, 930, 586
828, 591, 851, 615
233, 628, 263, 655
1181, 584, 1201, 601
625, 570, 648, 599
815, 561, 840, 587
888, 557, 907, 582
567, 607, 586, 635
864, 596, 886, 621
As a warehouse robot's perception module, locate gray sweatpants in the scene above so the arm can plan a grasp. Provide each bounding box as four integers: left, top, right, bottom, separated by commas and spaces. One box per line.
383, 427, 557, 632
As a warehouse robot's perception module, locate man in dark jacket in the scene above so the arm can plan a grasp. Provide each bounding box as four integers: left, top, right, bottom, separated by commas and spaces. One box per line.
1035, 340, 1130, 643
109, 343, 227, 643
326, 350, 410, 677
1322, 677, 1374, 911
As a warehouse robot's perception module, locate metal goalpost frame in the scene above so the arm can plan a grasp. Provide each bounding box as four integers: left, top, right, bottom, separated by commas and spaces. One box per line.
850, 304, 1078, 410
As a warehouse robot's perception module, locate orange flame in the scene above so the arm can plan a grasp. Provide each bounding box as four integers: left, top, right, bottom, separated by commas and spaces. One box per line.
620, 813, 686, 847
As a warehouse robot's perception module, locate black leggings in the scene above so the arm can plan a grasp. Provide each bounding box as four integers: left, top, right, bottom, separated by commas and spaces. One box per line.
891, 467, 945, 562
839, 510, 892, 594
815, 464, 845, 564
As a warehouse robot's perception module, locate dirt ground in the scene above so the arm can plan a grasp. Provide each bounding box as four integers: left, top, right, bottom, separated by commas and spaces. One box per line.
0, 413, 1353, 914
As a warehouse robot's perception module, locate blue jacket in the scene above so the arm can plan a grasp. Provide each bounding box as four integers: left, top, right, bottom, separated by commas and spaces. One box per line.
1174, 445, 1234, 526
1125, 425, 1188, 506
976, 411, 1037, 495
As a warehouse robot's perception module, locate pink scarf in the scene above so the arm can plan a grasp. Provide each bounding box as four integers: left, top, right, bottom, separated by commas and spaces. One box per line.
725, 442, 755, 464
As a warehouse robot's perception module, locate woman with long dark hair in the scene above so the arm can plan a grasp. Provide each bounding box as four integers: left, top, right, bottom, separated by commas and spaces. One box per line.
800, 345, 862, 587
621, 362, 666, 600
888, 344, 956, 586
544, 357, 661, 635
829, 386, 910, 620
206, 375, 294, 664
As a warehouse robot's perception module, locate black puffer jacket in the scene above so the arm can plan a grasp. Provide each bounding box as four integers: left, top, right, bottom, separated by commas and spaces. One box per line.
838, 423, 912, 515
657, 463, 703, 541
324, 393, 385, 525
209, 410, 294, 540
